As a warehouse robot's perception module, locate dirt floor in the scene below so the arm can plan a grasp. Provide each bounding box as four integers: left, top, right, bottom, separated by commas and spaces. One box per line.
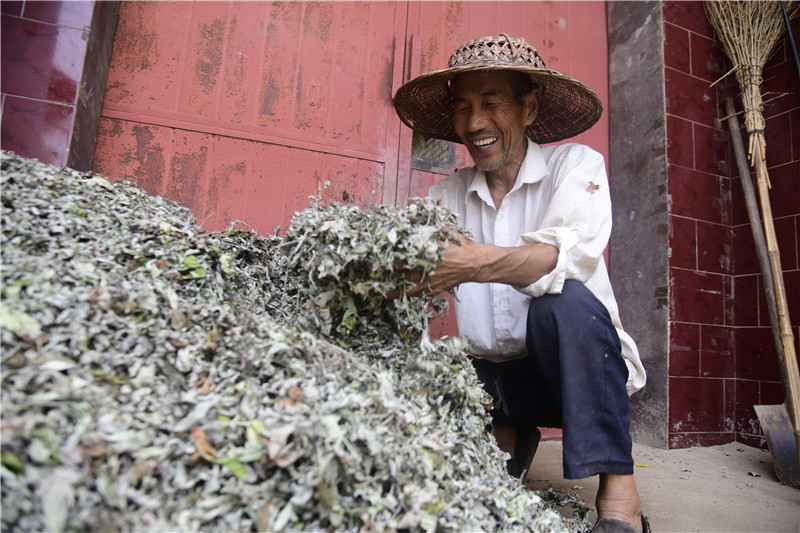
524, 440, 800, 532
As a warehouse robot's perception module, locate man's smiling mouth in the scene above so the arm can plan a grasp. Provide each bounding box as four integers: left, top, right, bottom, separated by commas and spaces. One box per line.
472, 137, 498, 149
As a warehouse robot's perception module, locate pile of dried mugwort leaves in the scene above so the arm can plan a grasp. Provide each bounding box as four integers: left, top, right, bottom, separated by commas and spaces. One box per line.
0, 150, 588, 532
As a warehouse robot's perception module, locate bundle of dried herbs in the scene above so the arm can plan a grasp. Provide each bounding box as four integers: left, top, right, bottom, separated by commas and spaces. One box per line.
280, 197, 464, 349
0, 150, 587, 532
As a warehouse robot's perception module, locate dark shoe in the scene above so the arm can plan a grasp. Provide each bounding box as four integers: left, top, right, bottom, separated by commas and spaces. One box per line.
506, 426, 541, 478
591, 515, 651, 533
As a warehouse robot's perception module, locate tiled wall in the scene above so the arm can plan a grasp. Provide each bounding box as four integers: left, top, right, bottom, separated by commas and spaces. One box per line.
1, 0, 93, 165
664, 1, 800, 448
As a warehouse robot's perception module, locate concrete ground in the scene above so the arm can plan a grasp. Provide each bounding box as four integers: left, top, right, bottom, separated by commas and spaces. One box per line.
524, 440, 800, 533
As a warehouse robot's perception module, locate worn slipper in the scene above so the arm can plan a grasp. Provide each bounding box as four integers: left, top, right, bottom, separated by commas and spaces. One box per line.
591, 515, 651, 533
505, 426, 541, 479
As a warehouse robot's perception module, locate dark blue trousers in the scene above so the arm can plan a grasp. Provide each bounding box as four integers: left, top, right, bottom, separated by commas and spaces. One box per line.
472, 280, 634, 479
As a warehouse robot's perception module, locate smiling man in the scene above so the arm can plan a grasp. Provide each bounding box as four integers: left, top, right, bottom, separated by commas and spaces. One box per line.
393, 35, 649, 533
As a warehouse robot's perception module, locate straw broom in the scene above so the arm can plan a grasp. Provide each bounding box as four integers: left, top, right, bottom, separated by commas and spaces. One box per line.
705, 0, 800, 471
706, 1, 798, 168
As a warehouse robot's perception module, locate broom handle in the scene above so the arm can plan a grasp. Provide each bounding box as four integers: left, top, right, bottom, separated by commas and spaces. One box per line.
780, 0, 800, 101
724, 99, 783, 381
753, 141, 800, 464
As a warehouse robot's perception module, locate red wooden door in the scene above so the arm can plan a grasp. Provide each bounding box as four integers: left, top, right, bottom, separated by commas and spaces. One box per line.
92, 1, 609, 236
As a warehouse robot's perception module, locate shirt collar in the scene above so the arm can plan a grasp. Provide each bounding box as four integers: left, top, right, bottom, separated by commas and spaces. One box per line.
464, 139, 549, 206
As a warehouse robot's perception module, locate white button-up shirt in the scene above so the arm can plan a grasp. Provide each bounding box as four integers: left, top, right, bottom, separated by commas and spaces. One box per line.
428, 140, 646, 394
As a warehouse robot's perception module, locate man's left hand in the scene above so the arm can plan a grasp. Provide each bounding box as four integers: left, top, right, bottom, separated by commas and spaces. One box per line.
388, 230, 558, 299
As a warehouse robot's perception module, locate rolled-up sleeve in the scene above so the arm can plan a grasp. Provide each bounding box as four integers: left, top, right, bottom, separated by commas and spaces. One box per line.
516, 147, 612, 297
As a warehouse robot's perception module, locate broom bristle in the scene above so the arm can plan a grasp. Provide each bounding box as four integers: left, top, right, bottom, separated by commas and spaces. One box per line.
705, 1, 796, 67
704, 0, 799, 166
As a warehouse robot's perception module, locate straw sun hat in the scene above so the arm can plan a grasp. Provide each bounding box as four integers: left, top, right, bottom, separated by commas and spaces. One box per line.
393, 34, 603, 145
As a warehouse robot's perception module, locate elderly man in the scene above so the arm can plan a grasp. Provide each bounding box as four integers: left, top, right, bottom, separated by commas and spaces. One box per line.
393, 35, 649, 533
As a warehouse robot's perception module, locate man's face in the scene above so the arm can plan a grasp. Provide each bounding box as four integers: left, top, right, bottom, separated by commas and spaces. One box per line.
451, 71, 539, 174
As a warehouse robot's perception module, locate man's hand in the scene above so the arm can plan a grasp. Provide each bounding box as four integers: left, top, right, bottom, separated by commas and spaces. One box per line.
388, 230, 558, 299
385, 229, 470, 299
393, 229, 477, 298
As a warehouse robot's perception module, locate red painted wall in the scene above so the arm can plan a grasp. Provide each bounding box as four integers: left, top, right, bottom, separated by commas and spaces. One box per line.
663, 1, 800, 448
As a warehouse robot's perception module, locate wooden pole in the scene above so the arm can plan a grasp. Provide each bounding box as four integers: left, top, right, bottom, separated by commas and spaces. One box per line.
752, 139, 800, 468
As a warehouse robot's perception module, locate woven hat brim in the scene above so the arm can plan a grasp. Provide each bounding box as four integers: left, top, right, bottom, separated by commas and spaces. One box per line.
393, 64, 603, 145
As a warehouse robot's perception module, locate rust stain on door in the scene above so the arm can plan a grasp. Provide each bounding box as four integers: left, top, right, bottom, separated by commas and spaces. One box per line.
194, 18, 225, 95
